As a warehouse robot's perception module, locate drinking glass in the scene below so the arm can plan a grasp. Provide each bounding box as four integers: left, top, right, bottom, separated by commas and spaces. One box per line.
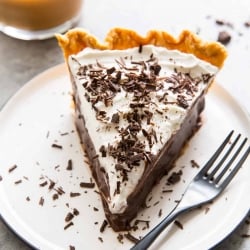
0, 0, 83, 40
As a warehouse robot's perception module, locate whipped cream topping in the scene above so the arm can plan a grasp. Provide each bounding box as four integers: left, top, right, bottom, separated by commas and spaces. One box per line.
69, 45, 218, 213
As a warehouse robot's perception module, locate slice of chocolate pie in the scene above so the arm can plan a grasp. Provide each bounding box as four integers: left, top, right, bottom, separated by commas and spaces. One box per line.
57, 28, 227, 231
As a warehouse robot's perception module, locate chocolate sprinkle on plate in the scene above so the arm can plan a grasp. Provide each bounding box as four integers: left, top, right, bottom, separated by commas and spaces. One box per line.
51, 143, 63, 149
162, 189, 173, 193
124, 233, 139, 244
167, 170, 183, 185
190, 159, 200, 168
70, 192, 81, 197
64, 222, 74, 230
215, 19, 233, 28
39, 180, 48, 187
73, 208, 79, 216
215, 19, 226, 25
65, 212, 74, 222
117, 233, 124, 243
52, 193, 59, 200
133, 219, 150, 229
60, 132, 69, 136
174, 220, 183, 230
241, 234, 250, 238
39, 197, 44, 206
66, 159, 73, 170
153, 201, 160, 206
245, 21, 250, 27
158, 208, 162, 217
98, 237, 104, 243
55, 187, 65, 195
14, 179, 22, 185
205, 207, 210, 214
8, 164, 17, 173
48, 180, 56, 190
217, 31, 231, 45
100, 219, 108, 233
80, 182, 95, 188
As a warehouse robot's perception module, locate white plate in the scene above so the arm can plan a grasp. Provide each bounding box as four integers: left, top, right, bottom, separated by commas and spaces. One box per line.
0, 64, 249, 250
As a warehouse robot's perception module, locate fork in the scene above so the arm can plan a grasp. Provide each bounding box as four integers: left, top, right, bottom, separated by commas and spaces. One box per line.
131, 130, 250, 250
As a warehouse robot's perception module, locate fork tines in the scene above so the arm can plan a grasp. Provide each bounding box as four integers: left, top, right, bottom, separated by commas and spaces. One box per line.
200, 130, 250, 188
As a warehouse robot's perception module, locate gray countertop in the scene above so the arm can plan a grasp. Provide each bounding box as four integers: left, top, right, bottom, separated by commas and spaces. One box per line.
0, 0, 250, 249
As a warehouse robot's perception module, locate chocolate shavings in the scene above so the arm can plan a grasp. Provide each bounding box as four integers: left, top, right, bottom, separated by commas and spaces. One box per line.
167, 170, 183, 185
124, 233, 140, 244
66, 159, 73, 170
80, 182, 95, 188
190, 159, 200, 168
100, 219, 108, 233
65, 212, 74, 222
70, 192, 81, 197
39, 197, 44, 206
174, 220, 183, 230
51, 143, 63, 149
64, 222, 74, 230
8, 164, 17, 173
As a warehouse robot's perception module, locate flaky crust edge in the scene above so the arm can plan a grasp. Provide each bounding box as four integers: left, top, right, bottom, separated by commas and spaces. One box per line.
56, 27, 227, 68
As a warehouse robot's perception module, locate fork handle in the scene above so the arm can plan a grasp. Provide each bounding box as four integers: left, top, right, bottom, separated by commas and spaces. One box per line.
130, 206, 187, 250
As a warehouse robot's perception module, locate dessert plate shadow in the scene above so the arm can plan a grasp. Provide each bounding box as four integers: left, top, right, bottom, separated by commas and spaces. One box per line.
0, 64, 249, 250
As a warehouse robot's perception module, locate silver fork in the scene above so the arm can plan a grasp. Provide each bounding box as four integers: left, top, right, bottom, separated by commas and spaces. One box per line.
131, 130, 250, 250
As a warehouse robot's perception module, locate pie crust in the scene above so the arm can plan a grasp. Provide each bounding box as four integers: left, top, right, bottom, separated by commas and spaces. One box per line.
56, 27, 227, 68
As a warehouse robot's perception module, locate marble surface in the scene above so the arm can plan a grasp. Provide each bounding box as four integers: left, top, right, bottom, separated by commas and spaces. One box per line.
0, 0, 250, 249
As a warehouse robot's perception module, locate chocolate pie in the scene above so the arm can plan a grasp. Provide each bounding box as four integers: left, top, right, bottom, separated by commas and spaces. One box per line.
57, 28, 227, 231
